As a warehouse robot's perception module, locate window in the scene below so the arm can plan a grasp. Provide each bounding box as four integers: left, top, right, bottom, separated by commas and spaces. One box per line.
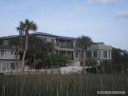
86, 51, 91, 58
11, 51, 14, 55
103, 51, 107, 58
51, 39, 55, 44
98, 51, 101, 58
11, 63, 15, 70
1, 50, 4, 57
109, 51, 111, 58
76, 51, 78, 58
42, 38, 47, 43
93, 51, 97, 58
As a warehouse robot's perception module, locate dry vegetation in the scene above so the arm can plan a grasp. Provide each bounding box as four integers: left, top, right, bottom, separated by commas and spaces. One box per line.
0, 73, 128, 96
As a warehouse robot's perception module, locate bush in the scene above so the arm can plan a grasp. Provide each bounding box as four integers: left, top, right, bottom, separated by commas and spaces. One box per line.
97, 60, 127, 74
31, 53, 68, 69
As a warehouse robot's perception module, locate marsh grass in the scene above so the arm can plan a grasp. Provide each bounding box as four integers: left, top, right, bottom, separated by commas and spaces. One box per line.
0, 73, 128, 96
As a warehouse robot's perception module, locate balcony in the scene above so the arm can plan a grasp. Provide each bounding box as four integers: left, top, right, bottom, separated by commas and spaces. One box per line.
55, 42, 74, 48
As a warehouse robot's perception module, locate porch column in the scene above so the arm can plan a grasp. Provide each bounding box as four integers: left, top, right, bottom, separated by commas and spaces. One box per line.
110, 51, 112, 59
107, 51, 109, 59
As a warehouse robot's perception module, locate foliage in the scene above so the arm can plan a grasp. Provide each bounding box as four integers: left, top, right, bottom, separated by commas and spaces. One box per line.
42, 42, 54, 53
27, 36, 44, 56
96, 48, 128, 74
85, 58, 97, 67
0, 74, 128, 96
112, 48, 128, 70
97, 60, 113, 73
76, 35, 93, 72
7, 36, 67, 69
76, 35, 93, 50
17, 19, 38, 71
32, 53, 68, 69
16, 19, 37, 35
97, 59, 127, 74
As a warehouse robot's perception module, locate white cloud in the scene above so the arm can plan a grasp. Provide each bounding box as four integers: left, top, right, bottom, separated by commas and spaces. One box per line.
116, 11, 128, 19
74, 5, 86, 13
88, 0, 117, 5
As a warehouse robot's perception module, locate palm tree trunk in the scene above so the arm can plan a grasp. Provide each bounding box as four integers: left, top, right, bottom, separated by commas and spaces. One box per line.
21, 34, 28, 72
15, 48, 18, 70
34, 54, 36, 69
82, 49, 86, 73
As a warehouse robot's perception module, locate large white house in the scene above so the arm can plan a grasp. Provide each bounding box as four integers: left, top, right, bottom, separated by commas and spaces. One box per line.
0, 32, 112, 72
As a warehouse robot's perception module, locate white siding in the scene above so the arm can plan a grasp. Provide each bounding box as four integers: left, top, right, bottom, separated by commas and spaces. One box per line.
0, 50, 16, 59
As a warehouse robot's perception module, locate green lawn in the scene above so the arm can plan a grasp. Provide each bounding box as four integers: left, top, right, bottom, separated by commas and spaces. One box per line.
0, 73, 128, 96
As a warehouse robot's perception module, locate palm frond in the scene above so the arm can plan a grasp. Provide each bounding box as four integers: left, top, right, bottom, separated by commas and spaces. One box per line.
77, 35, 93, 50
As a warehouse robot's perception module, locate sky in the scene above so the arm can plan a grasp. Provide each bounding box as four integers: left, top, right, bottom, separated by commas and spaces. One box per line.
0, 0, 128, 50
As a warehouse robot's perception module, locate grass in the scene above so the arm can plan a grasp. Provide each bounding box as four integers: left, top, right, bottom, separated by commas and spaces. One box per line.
0, 73, 128, 96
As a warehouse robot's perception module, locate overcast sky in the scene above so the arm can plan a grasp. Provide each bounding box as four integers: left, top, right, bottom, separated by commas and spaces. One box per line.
0, 0, 128, 50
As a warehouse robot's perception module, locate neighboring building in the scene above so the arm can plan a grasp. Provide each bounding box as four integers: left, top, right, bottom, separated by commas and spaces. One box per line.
0, 45, 20, 73
87, 42, 112, 60
0, 32, 112, 70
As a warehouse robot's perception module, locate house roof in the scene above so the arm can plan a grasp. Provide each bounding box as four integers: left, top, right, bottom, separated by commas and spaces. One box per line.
0, 32, 76, 41
30, 32, 57, 37
1, 35, 18, 40
30, 32, 76, 40
92, 42, 105, 45
56, 36, 76, 40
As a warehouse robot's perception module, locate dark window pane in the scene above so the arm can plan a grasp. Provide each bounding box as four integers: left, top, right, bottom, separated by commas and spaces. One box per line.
51, 39, 54, 44
103, 51, 107, 58
93, 51, 97, 58
42, 38, 47, 43
76, 51, 78, 58
86, 51, 91, 58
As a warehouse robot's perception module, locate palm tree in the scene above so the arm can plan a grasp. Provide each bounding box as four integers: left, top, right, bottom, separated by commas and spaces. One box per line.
77, 35, 93, 72
16, 19, 37, 71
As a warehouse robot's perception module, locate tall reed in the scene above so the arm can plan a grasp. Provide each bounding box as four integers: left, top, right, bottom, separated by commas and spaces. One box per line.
0, 73, 128, 96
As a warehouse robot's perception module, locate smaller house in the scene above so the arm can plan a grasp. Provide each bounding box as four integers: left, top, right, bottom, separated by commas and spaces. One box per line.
75, 42, 112, 66
87, 42, 112, 60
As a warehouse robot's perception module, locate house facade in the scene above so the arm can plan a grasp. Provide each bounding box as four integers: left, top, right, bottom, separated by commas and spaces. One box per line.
30, 32, 112, 66
0, 32, 112, 72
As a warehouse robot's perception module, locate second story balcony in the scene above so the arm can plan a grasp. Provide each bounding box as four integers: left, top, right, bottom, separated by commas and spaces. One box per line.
55, 42, 74, 48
